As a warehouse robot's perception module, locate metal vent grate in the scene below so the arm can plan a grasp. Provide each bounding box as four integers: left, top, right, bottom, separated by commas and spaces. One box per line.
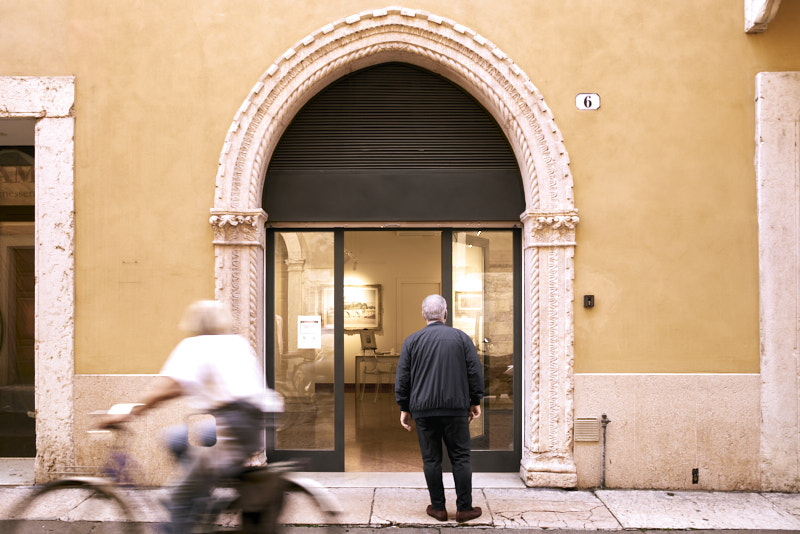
575, 417, 600, 442
268, 62, 518, 170
264, 62, 525, 222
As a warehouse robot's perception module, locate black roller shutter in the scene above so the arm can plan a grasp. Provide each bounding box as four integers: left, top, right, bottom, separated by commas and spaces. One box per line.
264, 62, 524, 222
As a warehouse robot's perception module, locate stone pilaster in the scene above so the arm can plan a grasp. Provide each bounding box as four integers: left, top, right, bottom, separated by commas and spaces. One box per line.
755, 72, 800, 491
210, 209, 267, 357
519, 211, 579, 488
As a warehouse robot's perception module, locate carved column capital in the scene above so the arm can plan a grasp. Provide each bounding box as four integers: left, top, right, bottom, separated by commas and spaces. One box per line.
209, 209, 267, 247
521, 211, 580, 248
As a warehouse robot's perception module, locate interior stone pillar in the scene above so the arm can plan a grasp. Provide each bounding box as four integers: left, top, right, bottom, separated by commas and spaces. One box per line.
519, 212, 579, 488
210, 209, 267, 357
285, 259, 305, 352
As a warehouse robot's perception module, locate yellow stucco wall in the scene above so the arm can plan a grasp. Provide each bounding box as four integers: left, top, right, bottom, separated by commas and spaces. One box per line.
1, 1, 798, 374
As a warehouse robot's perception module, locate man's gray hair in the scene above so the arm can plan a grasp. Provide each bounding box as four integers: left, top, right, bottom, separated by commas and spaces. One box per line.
422, 294, 447, 321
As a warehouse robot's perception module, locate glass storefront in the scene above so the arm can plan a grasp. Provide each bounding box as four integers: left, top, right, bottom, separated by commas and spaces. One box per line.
268, 228, 520, 471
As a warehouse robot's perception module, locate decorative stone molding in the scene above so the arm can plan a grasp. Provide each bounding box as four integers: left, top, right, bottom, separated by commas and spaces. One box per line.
214, 6, 574, 214
213, 7, 577, 486
755, 72, 800, 491
0, 76, 76, 482
210, 209, 267, 247
210, 209, 267, 353
521, 241, 578, 488
523, 211, 580, 248
745, 0, 782, 33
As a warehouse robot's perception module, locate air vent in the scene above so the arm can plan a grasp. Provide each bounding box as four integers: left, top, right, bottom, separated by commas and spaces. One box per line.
575, 417, 600, 442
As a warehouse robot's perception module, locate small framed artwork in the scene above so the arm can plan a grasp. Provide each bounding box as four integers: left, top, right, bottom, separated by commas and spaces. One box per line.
359, 330, 377, 351
344, 284, 382, 331
455, 291, 483, 312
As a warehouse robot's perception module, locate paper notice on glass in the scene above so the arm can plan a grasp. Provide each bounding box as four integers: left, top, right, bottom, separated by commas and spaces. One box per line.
297, 315, 322, 349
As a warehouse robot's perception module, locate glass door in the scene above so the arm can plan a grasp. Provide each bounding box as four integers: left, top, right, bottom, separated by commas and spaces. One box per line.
267, 231, 343, 470
451, 229, 521, 471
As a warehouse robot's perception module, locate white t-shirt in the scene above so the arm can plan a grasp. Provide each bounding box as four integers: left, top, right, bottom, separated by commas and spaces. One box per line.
160, 334, 281, 413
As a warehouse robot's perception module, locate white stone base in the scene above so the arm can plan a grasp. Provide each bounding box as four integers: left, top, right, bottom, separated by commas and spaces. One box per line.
574, 374, 761, 490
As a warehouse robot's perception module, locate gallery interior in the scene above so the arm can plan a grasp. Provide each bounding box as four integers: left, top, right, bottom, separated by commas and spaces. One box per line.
271, 230, 517, 471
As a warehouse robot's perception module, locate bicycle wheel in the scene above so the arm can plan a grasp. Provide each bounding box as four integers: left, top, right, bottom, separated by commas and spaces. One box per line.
228, 467, 340, 534
7, 476, 141, 534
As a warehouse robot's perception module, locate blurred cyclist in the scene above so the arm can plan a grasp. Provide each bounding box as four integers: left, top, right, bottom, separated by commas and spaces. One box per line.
99, 300, 283, 534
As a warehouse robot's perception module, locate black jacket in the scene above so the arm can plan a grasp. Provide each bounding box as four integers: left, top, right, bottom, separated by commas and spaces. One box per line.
395, 321, 484, 417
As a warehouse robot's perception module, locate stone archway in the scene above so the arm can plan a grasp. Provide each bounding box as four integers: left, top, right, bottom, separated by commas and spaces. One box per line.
211, 7, 579, 487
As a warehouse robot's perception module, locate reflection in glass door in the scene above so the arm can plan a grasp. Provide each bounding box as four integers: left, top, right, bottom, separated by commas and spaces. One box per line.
452, 230, 520, 469
269, 231, 341, 468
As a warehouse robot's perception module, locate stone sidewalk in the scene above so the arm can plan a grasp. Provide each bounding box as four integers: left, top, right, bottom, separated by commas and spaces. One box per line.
3, 472, 800, 532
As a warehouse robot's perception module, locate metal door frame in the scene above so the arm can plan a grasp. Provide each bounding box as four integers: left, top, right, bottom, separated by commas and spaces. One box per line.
266, 227, 521, 471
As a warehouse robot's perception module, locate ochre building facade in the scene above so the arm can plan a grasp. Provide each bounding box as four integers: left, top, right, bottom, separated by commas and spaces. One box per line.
0, 0, 798, 490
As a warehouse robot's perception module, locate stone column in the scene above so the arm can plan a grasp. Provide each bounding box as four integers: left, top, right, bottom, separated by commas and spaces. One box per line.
285, 258, 306, 352
519, 211, 579, 488
210, 209, 267, 357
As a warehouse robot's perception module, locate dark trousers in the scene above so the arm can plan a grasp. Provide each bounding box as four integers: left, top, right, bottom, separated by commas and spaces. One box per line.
414, 415, 473, 511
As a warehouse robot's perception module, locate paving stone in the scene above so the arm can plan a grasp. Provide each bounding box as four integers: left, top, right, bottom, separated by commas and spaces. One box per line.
0, 487, 41, 519
281, 487, 374, 525
3, 486, 89, 520
484, 488, 620, 530
596, 489, 800, 530
372, 487, 491, 526
762, 492, 800, 520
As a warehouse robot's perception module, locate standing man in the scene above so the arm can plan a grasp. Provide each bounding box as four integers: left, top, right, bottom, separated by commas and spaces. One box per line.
395, 294, 484, 523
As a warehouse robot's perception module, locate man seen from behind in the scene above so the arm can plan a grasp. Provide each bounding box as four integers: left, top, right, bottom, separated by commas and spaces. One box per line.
394, 294, 484, 523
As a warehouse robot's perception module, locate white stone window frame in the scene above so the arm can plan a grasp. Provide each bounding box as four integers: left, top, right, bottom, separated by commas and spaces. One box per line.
756, 72, 800, 491
211, 7, 579, 486
0, 76, 75, 481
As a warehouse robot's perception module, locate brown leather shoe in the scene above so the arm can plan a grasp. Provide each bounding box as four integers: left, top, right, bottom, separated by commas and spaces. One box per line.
455, 506, 482, 523
426, 505, 448, 521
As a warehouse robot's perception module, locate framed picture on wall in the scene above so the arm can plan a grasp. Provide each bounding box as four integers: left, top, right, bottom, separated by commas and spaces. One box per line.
344, 284, 382, 331
455, 291, 483, 312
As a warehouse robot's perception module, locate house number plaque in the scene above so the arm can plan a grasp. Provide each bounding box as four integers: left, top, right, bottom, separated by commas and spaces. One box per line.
576, 93, 601, 110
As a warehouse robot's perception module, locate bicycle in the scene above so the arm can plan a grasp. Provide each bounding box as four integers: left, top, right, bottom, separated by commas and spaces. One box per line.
6, 403, 341, 534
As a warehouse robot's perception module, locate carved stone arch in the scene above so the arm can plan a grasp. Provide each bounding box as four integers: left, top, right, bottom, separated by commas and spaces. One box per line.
211, 7, 578, 486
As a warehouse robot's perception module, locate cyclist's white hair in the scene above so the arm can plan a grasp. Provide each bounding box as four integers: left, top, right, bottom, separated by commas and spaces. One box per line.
422, 294, 447, 321
179, 300, 234, 336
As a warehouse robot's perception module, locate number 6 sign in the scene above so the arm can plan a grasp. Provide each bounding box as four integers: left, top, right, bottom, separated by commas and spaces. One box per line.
576, 93, 601, 110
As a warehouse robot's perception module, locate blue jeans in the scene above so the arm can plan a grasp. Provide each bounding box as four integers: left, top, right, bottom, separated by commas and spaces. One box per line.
414, 415, 473, 511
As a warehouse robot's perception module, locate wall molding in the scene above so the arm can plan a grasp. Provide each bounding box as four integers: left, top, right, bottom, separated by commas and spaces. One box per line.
212, 7, 578, 486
